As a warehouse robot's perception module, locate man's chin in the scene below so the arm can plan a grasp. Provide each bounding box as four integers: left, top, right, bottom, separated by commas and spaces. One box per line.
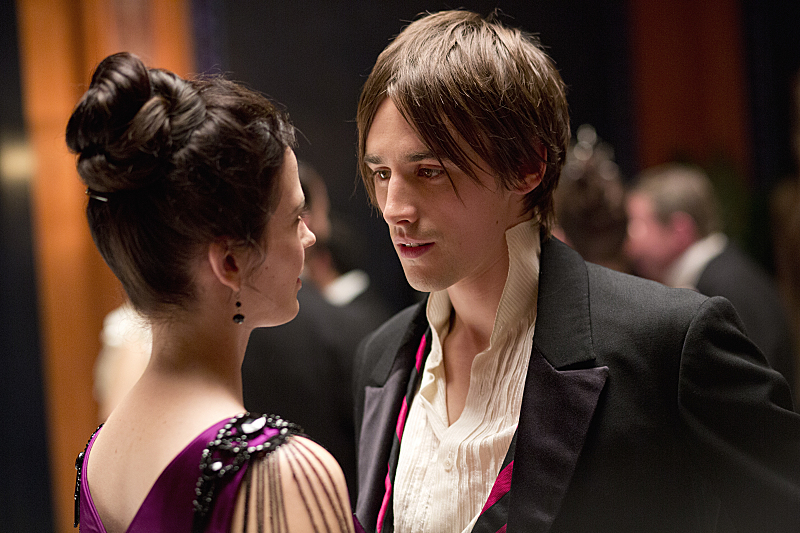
402, 268, 451, 293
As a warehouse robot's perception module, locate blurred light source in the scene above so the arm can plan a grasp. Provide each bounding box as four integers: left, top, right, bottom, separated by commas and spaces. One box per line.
0, 137, 35, 185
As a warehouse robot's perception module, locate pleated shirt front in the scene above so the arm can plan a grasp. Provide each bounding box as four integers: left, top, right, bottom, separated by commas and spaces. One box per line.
393, 220, 541, 533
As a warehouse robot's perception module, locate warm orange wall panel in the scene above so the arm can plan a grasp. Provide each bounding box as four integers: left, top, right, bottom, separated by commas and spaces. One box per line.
152, 0, 196, 75
15, 1, 194, 530
16, 2, 107, 531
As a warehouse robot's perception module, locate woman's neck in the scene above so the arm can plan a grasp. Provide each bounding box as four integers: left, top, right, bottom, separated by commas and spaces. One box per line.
141, 313, 250, 412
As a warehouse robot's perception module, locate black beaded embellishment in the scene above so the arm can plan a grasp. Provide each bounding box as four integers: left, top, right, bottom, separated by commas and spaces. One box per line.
74, 424, 103, 528
191, 413, 302, 533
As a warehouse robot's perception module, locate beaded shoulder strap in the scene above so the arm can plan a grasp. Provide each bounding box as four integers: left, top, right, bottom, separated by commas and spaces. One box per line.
192, 413, 303, 533
74, 425, 103, 527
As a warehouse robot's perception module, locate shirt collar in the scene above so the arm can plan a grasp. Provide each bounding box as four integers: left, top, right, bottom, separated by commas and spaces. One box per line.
323, 269, 370, 306
426, 219, 541, 345
665, 232, 727, 289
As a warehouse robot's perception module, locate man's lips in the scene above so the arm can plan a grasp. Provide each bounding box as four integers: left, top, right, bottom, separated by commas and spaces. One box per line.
396, 241, 433, 259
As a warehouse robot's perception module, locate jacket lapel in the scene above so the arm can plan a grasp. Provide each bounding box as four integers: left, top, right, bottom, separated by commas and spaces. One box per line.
356, 302, 429, 530
507, 237, 608, 533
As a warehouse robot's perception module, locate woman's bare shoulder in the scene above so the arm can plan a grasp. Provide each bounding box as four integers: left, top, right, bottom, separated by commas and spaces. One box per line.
231, 435, 354, 532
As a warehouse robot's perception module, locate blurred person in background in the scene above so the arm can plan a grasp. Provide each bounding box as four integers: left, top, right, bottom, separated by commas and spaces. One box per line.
553, 124, 630, 273
93, 301, 151, 422
770, 68, 800, 402
626, 162, 797, 402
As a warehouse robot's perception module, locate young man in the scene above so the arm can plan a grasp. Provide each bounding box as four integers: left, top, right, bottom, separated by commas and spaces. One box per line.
353, 10, 800, 533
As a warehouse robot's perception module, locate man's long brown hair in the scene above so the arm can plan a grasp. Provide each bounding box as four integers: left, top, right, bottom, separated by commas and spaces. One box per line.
357, 10, 570, 234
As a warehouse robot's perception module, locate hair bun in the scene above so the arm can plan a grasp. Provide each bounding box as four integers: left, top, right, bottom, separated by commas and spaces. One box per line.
66, 52, 207, 194
147, 69, 207, 155
66, 53, 151, 192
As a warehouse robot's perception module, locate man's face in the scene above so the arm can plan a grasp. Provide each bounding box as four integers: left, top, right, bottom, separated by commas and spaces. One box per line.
625, 192, 679, 282
364, 99, 531, 293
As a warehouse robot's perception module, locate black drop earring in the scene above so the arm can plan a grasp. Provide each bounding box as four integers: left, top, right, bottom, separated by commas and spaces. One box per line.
233, 300, 244, 324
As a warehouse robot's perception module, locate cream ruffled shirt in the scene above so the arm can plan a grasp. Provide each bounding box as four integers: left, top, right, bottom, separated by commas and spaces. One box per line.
393, 219, 541, 533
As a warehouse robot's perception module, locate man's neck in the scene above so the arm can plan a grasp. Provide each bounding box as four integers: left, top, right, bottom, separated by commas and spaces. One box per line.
445, 283, 503, 353
441, 249, 510, 423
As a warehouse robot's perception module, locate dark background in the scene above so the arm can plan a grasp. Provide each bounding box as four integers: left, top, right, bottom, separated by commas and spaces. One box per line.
3, 1, 799, 530
1, 0, 54, 530
192, 0, 638, 311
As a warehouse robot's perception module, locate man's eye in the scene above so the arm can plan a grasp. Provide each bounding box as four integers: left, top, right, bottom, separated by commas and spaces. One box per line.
373, 169, 390, 181
419, 168, 443, 178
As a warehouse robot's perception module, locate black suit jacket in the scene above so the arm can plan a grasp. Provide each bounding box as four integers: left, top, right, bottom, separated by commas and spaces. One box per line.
243, 282, 392, 498
696, 242, 797, 399
353, 237, 800, 533
244, 286, 356, 490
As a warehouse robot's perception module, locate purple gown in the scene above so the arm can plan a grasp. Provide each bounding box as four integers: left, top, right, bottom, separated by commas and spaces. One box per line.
74, 414, 299, 532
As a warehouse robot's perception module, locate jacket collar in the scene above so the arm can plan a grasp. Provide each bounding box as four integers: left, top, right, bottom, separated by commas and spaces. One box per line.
368, 301, 429, 386
534, 236, 596, 368
507, 236, 607, 532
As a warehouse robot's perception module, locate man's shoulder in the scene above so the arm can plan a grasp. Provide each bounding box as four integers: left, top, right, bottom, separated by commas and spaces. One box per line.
699, 242, 779, 295
586, 260, 692, 294
584, 261, 711, 320
541, 235, 707, 310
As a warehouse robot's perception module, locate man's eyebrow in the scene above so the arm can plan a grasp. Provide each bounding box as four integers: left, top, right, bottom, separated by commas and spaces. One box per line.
363, 154, 382, 166
363, 151, 441, 165
407, 150, 438, 163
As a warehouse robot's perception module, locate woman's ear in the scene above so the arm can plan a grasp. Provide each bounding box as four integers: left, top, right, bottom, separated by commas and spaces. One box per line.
208, 240, 242, 292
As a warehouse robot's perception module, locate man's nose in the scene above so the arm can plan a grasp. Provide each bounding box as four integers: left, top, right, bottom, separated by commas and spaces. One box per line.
382, 175, 418, 226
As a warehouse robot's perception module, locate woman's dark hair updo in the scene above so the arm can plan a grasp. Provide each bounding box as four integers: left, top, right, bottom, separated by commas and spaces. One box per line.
66, 52, 296, 317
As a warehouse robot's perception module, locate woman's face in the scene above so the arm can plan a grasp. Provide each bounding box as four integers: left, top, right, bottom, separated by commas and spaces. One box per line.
246, 149, 316, 326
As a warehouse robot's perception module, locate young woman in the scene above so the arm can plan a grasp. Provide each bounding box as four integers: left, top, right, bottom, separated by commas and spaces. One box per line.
68, 52, 355, 532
